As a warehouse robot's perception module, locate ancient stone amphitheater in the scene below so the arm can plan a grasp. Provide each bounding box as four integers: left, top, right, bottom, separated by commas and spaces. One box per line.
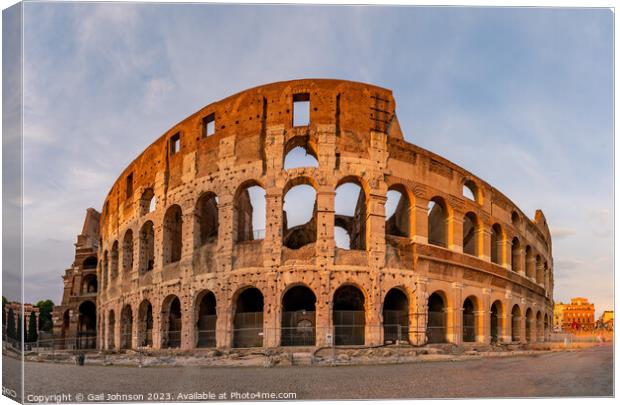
93, 79, 553, 351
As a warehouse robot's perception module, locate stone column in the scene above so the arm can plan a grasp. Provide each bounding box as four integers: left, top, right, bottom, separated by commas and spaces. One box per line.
365, 277, 383, 346
315, 188, 336, 269
410, 278, 428, 346
131, 303, 140, 349
216, 289, 231, 349
412, 198, 429, 245
501, 238, 511, 269
450, 283, 463, 344
181, 294, 194, 350
314, 274, 331, 347
217, 195, 234, 273
152, 301, 162, 350
449, 215, 463, 253
479, 289, 492, 343
480, 227, 492, 262
263, 188, 283, 269
367, 190, 387, 268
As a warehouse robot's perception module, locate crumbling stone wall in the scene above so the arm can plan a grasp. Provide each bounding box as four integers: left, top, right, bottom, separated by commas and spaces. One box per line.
90, 79, 553, 350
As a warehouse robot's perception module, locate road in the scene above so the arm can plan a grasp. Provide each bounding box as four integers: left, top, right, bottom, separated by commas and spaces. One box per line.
2, 345, 613, 402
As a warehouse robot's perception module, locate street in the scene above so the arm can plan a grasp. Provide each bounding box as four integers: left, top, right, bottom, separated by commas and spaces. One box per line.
2, 344, 613, 402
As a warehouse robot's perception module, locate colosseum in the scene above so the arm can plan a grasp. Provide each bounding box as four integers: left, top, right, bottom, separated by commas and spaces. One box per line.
53, 79, 554, 351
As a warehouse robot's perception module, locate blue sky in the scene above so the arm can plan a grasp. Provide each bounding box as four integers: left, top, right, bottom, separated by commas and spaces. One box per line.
11, 3, 613, 315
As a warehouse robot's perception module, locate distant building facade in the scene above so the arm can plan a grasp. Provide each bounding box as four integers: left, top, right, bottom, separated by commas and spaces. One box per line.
598, 310, 613, 331
554, 298, 595, 332
2, 302, 40, 339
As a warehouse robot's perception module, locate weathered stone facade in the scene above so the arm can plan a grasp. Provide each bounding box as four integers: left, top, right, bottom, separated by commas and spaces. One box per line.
78, 79, 553, 351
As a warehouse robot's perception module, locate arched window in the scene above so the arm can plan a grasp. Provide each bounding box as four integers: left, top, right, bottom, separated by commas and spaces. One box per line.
428, 197, 448, 248
234, 182, 266, 242
281, 285, 316, 346
462, 212, 478, 256
283, 180, 317, 250
427, 292, 447, 343
462, 296, 478, 342
491, 223, 503, 265
195, 192, 219, 246
462, 180, 478, 202
511, 237, 521, 272
110, 241, 119, 279
385, 186, 410, 238
233, 288, 264, 348
82, 256, 97, 269
139, 221, 155, 274
383, 288, 409, 344
163, 205, 183, 264
122, 230, 133, 273
82, 274, 98, 294
196, 291, 217, 348
139, 188, 156, 216
120, 305, 133, 350
511, 305, 521, 342
334, 178, 367, 250
333, 285, 365, 346
138, 300, 153, 347
283, 136, 318, 170
162, 296, 182, 348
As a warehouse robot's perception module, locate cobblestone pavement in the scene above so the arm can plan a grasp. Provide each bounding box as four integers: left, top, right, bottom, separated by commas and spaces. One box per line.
3, 345, 613, 402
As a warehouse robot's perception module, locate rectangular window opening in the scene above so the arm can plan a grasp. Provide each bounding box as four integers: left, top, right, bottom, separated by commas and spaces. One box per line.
203, 113, 215, 137
126, 173, 133, 199
293, 93, 310, 127
170, 132, 181, 155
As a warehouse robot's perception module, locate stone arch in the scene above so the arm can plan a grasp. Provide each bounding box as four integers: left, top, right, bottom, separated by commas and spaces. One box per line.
385, 184, 412, 239
463, 211, 480, 256
491, 223, 503, 265
82, 256, 97, 269
163, 205, 183, 265
234, 180, 266, 242
161, 294, 182, 348
283, 135, 319, 169
334, 176, 369, 251
333, 284, 366, 346
82, 274, 98, 294
281, 284, 317, 346
77, 301, 96, 349
511, 237, 521, 273
138, 299, 153, 347
525, 308, 534, 342
511, 304, 522, 342
428, 196, 450, 248
139, 188, 156, 216
232, 286, 264, 348
383, 287, 409, 344
490, 300, 504, 343
139, 221, 155, 274
427, 290, 448, 343
110, 241, 119, 279
195, 290, 217, 348
120, 304, 133, 349
282, 177, 318, 250
122, 229, 133, 273
195, 192, 219, 247
462, 179, 481, 204
107, 309, 116, 349
462, 295, 479, 343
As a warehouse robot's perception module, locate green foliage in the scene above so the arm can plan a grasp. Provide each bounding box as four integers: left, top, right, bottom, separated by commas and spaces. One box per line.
16, 314, 22, 341
35, 299, 55, 332
27, 313, 38, 342
6, 308, 16, 339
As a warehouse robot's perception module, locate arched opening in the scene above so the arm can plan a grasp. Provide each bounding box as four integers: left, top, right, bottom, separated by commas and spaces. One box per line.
139, 188, 156, 216
163, 205, 183, 264
122, 230, 133, 273
462, 180, 478, 202
139, 221, 155, 274
195, 291, 217, 348
427, 292, 447, 343
383, 288, 409, 344
120, 305, 133, 349
281, 285, 316, 346
491, 223, 503, 265
334, 179, 367, 250
234, 182, 266, 242
490, 300, 502, 343
282, 181, 317, 250
110, 241, 119, 279
536, 311, 543, 342
102, 252, 108, 289
195, 192, 219, 246
428, 197, 448, 248
61, 310, 70, 347
511, 305, 521, 342
283, 140, 318, 170
107, 310, 115, 349
511, 211, 520, 227
77, 301, 96, 349
385, 186, 410, 238
462, 297, 477, 343
82, 274, 98, 294
233, 288, 264, 348
82, 256, 97, 269
463, 212, 479, 256
138, 300, 153, 347
525, 308, 534, 342
162, 296, 182, 348
525, 246, 534, 279
511, 237, 521, 272
333, 285, 365, 346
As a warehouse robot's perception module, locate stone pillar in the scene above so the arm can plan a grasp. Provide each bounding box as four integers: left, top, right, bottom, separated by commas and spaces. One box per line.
152, 301, 162, 350
315, 276, 331, 347
114, 305, 122, 351
315, 188, 336, 269
217, 195, 234, 273
367, 190, 386, 268
131, 303, 140, 349
450, 283, 463, 344
216, 290, 231, 349
409, 280, 426, 346
481, 227, 491, 262
501, 238, 511, 269
412, 198, 429, 245
263, 188, 283, 269
181, 294, 194, 350
449, 215, 463, 253
365, 278, 383, 346
480, 289, 492, 343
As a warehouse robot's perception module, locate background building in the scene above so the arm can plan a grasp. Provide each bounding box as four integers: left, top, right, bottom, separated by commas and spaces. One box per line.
598, 310, 613, 331
554, 298, 595, 332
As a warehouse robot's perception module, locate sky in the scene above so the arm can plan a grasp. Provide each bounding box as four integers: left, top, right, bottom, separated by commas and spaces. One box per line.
5, 3, 613, 316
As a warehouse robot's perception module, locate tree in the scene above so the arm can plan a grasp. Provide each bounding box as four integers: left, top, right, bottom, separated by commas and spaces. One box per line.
6, 307, 15, 340
2, 296, 7, 336
27, 313, 38, 343
16, 314, 22, 342
35, 300, 54, 332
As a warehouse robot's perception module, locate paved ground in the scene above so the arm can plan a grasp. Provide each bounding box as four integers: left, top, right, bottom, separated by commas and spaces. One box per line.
2, 344, 613, 402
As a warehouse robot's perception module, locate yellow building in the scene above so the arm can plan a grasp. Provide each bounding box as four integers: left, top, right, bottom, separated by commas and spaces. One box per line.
599, 311, 613, 331
553, 298, 595, 332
